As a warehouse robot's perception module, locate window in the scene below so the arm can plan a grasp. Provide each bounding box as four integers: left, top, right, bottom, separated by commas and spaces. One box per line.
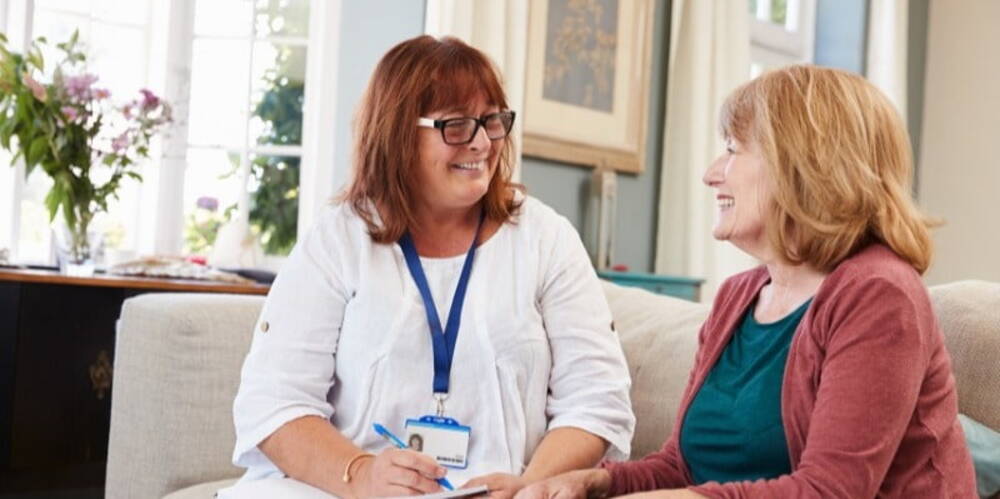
0, 0, 331, 269
0, 0, 154, 265
183, 0, 308, 259
748, 0, 817, 76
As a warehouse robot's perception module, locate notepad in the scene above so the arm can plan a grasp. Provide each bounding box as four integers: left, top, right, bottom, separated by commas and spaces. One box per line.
386, 485, 489, 499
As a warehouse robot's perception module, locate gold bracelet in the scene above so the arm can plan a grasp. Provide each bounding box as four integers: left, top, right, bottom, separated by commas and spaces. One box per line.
342, 452, 375, 484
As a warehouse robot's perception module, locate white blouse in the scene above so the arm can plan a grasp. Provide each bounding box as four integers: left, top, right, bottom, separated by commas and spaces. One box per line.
231, 195, 635, 485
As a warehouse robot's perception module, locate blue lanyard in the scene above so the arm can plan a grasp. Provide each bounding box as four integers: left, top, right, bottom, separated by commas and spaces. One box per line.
398, 210, 485, 397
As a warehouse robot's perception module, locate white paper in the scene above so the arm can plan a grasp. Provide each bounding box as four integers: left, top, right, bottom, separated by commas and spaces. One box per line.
385, 484, 489, 499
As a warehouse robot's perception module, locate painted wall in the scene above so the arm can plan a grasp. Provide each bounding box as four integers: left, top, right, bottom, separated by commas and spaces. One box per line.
331, 1, 426, 192
918, 0, 1000, 284
906, 0, 929, 171
813, 0, 868, 73
520, 0, 670, 273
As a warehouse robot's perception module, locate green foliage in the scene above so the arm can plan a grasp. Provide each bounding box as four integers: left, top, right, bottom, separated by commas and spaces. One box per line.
185, 203, 237, 255
248, 65, 303, 255
0, 31, 171, 261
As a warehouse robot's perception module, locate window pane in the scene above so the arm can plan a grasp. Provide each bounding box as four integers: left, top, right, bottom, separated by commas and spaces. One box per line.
247, 154, 299, 255
93, 0, 149, 25
182, 148, 245, 256
25, 1, 153, 264
187, 39, 252, 148
32, 8, 92, 66
249, 43, 306, 146
35, 0, 91, 15
195, 0, 253, 38
0, 150, 15, 255
254, 0, 310, 38
17, 173, 55, 265
771, 0, 787, 26
90, 22, 148, 98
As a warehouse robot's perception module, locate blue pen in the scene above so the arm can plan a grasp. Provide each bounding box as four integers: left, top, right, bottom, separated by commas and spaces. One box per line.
373, 423, 454, 491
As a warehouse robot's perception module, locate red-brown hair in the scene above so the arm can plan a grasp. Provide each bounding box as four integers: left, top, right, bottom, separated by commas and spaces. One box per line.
342, 35, 522, 243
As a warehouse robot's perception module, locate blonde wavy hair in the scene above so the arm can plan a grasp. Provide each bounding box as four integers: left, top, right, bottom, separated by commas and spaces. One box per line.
719, 65, 936, 274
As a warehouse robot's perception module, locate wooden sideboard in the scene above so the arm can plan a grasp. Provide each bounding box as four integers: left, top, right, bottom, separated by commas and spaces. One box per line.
0, 268, 268, 497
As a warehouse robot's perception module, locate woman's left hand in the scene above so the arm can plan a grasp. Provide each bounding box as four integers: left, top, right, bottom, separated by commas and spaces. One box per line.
462, 472, 528, 499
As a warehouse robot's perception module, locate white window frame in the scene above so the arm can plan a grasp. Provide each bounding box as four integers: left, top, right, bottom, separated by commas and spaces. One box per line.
750, 0, 817, 74
0, 0, 34, 263
0, 0, 342, 268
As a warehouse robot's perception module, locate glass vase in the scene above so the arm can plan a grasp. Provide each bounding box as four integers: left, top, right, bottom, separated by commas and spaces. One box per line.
53, 220, 103, 277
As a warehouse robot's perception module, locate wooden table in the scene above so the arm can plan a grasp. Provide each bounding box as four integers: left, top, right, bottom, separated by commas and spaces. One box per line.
0, 268, 268, 497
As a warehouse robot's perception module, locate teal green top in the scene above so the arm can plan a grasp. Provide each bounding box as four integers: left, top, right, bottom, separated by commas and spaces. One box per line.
679, 298, 811, 485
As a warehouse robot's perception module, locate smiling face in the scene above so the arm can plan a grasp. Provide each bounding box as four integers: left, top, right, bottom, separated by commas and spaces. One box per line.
703, 136, 774, 256
414, 94, 501, 215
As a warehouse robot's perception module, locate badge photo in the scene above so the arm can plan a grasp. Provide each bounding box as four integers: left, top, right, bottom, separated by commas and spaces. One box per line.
405, 416, 471, 469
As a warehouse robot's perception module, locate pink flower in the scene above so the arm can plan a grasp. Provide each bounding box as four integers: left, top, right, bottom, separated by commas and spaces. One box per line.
139, 88, 160, 110
61, 106, 79, 122
21, 73, 46, 102
122, 103, 133, 119
94, 88, 110, 100
64, 73, 98, 100
111, 132, 129, 153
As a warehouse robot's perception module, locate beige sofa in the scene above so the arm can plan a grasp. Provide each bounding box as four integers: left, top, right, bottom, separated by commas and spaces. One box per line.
105, 280, 1000, 498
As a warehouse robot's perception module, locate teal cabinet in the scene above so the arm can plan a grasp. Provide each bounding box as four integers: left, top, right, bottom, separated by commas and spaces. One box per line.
598, 271, 704, 302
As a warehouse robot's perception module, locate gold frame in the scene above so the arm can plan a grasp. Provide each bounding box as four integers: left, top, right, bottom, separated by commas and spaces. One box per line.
522, 0, 654, 173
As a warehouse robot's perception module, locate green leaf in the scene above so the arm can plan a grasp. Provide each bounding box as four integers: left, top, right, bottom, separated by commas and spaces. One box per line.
0, 119, 13, 149
26, 51, 43, 71
26, 135, 48, 167
44, 181, 63, 221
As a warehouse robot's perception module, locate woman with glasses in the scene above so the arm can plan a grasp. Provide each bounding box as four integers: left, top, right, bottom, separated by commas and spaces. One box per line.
220, 35, 635, 499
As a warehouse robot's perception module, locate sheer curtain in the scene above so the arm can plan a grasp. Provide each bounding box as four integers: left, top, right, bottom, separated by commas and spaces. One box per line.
654, 0, 755, 301
423, 0, 528, 178
866, 0, 909, 120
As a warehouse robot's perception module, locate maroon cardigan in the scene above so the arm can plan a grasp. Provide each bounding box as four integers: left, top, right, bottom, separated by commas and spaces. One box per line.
603, 244, 976, 498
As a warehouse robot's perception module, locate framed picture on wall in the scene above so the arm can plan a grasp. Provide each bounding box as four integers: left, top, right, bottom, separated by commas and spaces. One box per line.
523, 0, 654, 173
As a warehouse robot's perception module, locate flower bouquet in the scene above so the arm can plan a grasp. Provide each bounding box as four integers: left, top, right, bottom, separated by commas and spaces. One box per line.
0, 31, 171, 274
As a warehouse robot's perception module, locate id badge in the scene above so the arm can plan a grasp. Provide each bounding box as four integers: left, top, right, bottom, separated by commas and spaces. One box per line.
404, 416, 471, 469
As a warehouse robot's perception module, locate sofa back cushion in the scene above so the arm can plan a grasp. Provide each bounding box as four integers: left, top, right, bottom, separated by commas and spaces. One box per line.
601, 282, 709, 459
929, 280, 1000, 431
603, 279, 1000, 462
106, 293, 263, 499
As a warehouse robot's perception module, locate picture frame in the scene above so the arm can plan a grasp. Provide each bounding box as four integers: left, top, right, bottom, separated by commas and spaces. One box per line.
522, 0, 654, 173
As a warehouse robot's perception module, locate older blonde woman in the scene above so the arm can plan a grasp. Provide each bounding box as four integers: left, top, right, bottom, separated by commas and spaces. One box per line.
517, 65, 976, 498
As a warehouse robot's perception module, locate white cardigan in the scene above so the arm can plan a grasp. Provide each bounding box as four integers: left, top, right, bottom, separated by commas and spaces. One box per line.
231, 195, 635, 485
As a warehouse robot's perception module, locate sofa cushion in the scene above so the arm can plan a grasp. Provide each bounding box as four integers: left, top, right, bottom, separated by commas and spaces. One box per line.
106, 293, 264, 499
601, 282, 709, 459
163, 478, 238, 499
930, 280, 1000, 432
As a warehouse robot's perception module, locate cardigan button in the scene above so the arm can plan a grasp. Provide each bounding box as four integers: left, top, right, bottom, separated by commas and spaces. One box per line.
260, 321, 270, 333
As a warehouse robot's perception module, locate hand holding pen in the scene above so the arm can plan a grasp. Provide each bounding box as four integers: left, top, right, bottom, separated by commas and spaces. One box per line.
349, 428, 452, 497
374, 423, 455, 491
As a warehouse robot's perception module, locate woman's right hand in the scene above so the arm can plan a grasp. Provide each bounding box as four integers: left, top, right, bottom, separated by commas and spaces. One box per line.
351, 448, 449, 497
514, 468, 611, 499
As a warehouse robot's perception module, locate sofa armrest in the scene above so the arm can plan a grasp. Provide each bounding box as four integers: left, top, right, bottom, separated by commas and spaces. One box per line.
106, 292, 264, 499
930, 280, 1000, 432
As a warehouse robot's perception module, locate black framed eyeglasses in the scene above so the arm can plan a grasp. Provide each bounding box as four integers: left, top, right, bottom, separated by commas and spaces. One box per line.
417, 111, 516, 145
